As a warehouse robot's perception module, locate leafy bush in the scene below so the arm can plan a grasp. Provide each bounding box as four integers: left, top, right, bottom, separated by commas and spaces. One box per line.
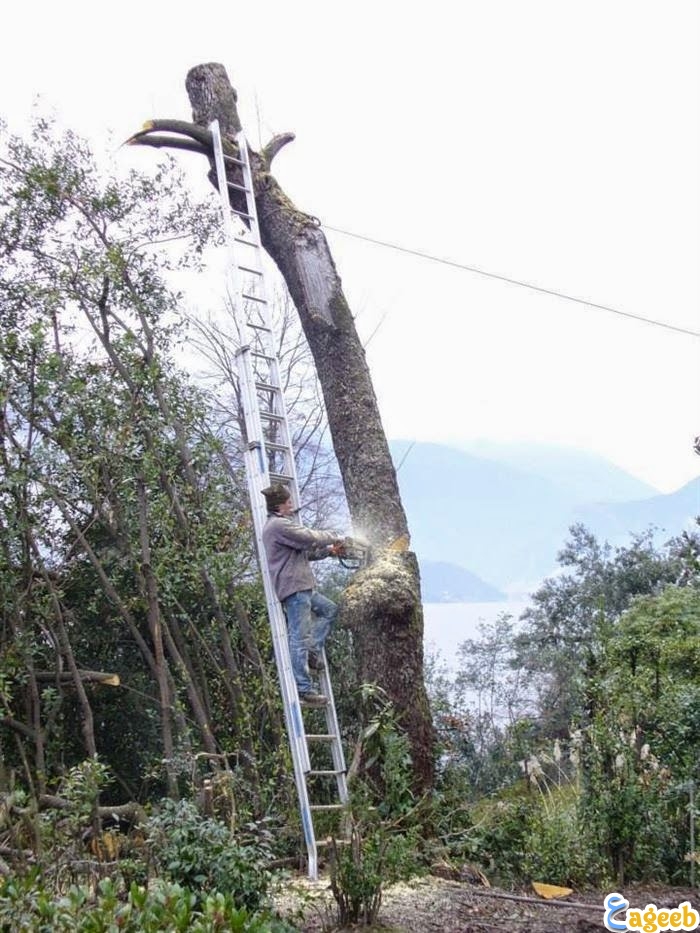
578, 715, 675, 885
0, 873, 295, 932
521, 791, 604, 886
145, 799, 274, 912
329, 821, 420, 927
461, 794, 535, 883
327, 692, 424, 927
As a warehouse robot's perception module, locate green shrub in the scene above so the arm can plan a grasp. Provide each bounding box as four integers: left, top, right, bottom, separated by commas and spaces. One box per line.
463, 794, 534, 883
521, 792, 603, 886
329, 821, 420, 927
0, 873, 295, 932
574, 710, 687, 885
327, 695, 423, 928
145, 799, 273, 912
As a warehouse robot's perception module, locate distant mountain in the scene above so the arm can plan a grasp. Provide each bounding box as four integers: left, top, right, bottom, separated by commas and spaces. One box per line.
575, 477, 700, 544
420, 560, 506, 603
459, 440, 659, 504
391, 440, 699, 593
391, 440, 573, 590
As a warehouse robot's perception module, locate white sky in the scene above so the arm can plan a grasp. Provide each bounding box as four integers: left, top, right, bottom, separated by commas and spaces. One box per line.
3, 0, 699, 493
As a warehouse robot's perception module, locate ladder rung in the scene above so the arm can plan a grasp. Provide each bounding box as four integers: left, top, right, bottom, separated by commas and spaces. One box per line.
239, 264, 262, 276
234, 236, 259, 247
231, 208, 256, 221
308, 770, 345, 777
242, 292, 267, 304
309, 804, 346, 812
305, 734, 338, 741
223, 153, 245, 166
260, 411, 284, 422
251, 351, 274, 361
247, 322, 271, 332
265, 442, 291, 453
227, 180, 251, 194
269, 472, 294, 483
256, 381, 281, 393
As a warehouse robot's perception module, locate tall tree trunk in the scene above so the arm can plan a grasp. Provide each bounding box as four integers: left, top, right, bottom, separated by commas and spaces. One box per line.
135, 475, 178, 797
182, 63, 435, 790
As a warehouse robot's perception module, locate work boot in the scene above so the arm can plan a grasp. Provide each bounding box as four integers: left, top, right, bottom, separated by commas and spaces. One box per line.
299, 691, 328, 707
308, 652, 323, 671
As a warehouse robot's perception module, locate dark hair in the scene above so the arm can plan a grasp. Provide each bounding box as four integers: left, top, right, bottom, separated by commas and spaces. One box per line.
261, 483, 291, 511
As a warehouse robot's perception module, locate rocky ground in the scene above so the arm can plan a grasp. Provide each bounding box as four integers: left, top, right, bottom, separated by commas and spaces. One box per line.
274, 873, 699, 932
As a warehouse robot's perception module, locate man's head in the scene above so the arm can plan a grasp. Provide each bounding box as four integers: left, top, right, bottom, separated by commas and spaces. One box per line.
261, 483, 293, 515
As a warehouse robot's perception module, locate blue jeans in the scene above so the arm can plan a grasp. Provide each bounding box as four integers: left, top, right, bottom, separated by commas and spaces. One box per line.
282, 590, 338, 695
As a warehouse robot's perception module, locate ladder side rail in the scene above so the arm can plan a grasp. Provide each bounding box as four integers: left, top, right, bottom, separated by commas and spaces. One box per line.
234, 131, 302, 494
246, 476, 320, 873
266, 355, 301, 487
210, 121, 341, 880
250, 501, 320, 874
212, 124, 302, 533
210, 120, 310, 776
262, 600, 318, 874
318, 659, 350, 804
238, 380, 311, 775
210, 121, 248, 346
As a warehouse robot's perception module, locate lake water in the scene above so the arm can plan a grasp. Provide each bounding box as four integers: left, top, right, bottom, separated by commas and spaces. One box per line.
422, 600, 529, 670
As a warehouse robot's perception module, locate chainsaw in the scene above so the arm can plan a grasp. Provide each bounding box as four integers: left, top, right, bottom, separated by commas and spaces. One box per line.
330, 535, 372, 569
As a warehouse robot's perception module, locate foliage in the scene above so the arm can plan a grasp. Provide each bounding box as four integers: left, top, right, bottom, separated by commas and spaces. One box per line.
357, 685, 417, 819
323, 689, 423, 927
427, 524, 700, 887
2, 110, 698, 898
329, 820, 418, 927
144, 799, 274, 912
518, 747, 607, 886
0, 114, 303, 823
513, 524, 689, 735
611, 585, 700, 777
576, 583, 700, 883
37, 759, 113, 878
435, 748, 603, 887
577, 713, 672, 884
0, 873, 295, 932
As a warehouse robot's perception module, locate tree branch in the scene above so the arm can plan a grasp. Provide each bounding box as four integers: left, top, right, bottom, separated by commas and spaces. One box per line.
126, 119, 213, 149
0, 717, 36, 740
33, 670, 120, 686
126, 135, 209, 157
261, 133, 295, 169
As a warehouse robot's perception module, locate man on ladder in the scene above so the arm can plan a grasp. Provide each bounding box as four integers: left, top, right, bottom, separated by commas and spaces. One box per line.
261, 483, 344, 707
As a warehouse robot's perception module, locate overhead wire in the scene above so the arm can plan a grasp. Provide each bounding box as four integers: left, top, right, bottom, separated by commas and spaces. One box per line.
322, 223, 700, 340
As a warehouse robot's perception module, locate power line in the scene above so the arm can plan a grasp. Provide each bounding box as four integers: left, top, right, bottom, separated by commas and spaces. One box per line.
322, 223, 700, 339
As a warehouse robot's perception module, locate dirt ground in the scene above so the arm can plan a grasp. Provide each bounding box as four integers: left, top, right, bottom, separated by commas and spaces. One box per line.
274, 873, 699, 932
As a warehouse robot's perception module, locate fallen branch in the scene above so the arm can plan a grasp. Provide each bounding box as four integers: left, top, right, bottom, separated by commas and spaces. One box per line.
0, 845, 36, 863
11, 795, 148, 825
466, 888, 601, 913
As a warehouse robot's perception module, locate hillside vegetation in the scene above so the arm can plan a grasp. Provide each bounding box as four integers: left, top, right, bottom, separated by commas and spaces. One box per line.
1, 119, 699, 932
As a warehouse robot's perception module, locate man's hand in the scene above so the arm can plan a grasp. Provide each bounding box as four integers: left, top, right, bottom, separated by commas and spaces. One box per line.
328, 540, 346, 557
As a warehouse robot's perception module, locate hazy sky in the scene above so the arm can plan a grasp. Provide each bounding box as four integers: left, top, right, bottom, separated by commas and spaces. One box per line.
3, 1, 699, 493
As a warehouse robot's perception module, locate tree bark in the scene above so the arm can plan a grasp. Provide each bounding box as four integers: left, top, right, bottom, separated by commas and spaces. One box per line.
180, 63, 435, 791
135, 474, 178, 797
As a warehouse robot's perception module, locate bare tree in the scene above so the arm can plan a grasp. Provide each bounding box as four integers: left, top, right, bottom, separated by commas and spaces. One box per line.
188, 289, 346, 531
129, 62, 435, 790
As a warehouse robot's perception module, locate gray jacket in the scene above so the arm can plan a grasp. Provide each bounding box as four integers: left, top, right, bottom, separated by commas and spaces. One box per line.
262, 514, 337, 602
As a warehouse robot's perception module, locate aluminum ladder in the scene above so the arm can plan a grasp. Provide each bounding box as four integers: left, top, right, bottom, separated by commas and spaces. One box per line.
209, 119, 349, 880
